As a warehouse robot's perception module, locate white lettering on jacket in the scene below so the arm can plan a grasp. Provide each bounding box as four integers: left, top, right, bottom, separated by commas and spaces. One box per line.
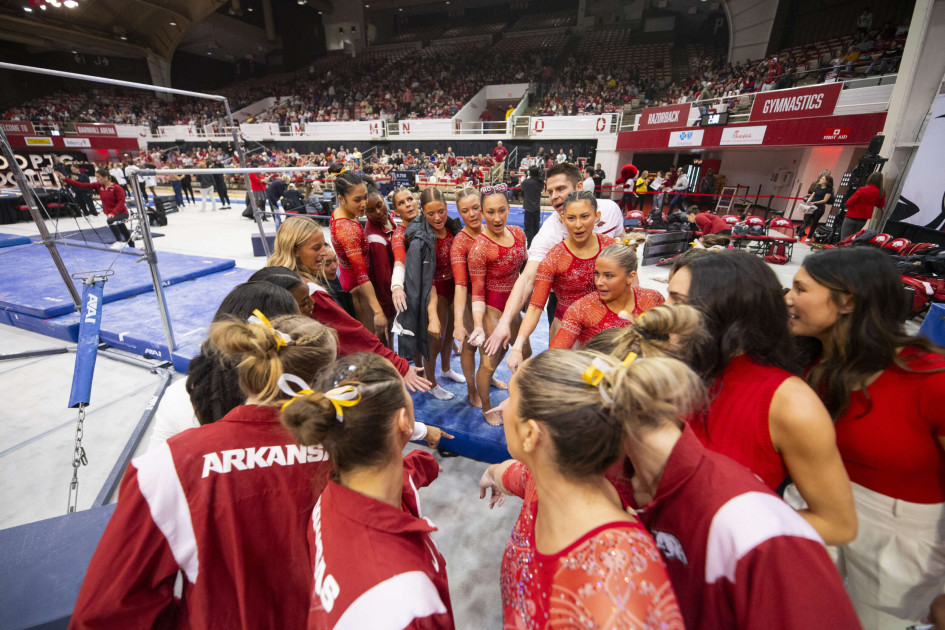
312, 501, 340, 612
201, 444, 328, 478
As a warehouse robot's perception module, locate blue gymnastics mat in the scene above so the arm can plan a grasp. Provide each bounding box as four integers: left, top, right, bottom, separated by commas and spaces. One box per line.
406, 313, 550, 464
0, 232, 31, 248
0, 240, 236, 319
29, 267, 255, 364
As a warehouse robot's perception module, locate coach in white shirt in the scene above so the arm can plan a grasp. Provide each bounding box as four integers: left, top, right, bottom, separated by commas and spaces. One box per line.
480, 161, 623, 355
582, 165, 596, 196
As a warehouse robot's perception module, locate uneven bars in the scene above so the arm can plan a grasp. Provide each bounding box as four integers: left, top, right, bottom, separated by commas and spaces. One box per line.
137, 167, 330, 176
0, 62, 228, 101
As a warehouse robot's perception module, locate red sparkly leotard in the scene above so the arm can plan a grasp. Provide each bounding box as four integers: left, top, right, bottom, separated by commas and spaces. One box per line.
500, 462, 683, 630
330, 215, 369, 292
468, 226, 527, 311
529, 234, 616, 320
432, 231, 455, 303
449, 230, 478, 289
551, 287, 666, 349
392, 224, 408, 266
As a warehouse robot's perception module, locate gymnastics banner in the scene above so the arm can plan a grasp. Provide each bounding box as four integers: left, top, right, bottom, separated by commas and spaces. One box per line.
750, 83, 842, 123
892, 94, 945, 230
638, 103, 691, 130
1, 121, 34, 135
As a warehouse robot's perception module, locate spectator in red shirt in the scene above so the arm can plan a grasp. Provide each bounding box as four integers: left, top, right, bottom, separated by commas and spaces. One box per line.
686, 208, 732, 235
841, 172, 885, 240
58, 168, 133, 248
492, 141, 508, 164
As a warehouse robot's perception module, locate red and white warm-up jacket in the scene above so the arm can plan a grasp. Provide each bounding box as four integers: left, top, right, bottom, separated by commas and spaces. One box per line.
307, 450, 454, 630
70, 405, 332, 630
617, 426, 861, 630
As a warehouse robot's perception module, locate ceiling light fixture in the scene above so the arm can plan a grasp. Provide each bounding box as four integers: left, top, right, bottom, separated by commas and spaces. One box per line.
169, 21, 177, 25
39, 4, 46, 9
120, 35, 127, 40
23, 6, 32, 11
64, 0, 78, 7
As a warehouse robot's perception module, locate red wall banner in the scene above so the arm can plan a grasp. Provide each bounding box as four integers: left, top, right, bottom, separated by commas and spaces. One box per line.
616, 112, 885, 151
638, 103, 692, 130
73, 123, 118, 136
749, 83, 843, 123
1, 121, 35, 135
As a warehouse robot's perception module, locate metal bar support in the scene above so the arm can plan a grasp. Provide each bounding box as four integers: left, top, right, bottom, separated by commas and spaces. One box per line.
128, 174, 177, 353
0, 126, 82, 307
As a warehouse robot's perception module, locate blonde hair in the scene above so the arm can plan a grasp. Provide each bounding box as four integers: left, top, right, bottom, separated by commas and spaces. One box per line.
584, 304, 706, 363
516, 350, 626, 479
598, 355, 707, 437
209, 314, 337, 406
266, 215, 326, 283
598, 241, 640, 274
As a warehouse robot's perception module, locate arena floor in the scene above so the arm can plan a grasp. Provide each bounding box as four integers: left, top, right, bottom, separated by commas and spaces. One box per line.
0, 192, 821, 628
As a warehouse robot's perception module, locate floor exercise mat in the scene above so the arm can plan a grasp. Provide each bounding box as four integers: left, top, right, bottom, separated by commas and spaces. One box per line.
0, 239, 236, 319
36, 267, 255, 359
52, 226, 164, 244
405, 313, 550, 464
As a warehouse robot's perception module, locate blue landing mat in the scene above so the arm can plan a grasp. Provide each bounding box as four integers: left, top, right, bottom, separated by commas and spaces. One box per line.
39, 267, 255, 363
53, 226, 165, 244
0, 240, 236, 319
0, 232, 30, 248
406, 314, 550, 464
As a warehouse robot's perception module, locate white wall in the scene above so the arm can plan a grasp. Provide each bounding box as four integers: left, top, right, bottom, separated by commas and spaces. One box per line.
724, 0, 778, 62
715, 147, 805, 214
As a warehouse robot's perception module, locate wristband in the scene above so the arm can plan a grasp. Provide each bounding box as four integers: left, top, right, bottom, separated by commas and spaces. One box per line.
411, 421, 428, 441
391, 266, 405, 290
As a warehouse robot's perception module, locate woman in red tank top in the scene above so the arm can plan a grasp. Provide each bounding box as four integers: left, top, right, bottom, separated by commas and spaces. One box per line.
509, 191, 615, 371
666, 250, 856, 546
787, 247, 945, 627
329, 172, 388, 342
389, 187, 419, 313
551, 242, 664, 349
468, 185, 528, 413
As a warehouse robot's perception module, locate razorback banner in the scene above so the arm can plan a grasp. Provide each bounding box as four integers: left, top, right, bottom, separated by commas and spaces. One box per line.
750, 83, 842, 123
638, 103, 692, 130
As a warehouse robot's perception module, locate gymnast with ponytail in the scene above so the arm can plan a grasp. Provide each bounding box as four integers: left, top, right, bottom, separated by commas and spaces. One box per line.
330, 171, 389, 342
280, 353, 455, 629
73, 313, 338, 629
478, 349, 682, 629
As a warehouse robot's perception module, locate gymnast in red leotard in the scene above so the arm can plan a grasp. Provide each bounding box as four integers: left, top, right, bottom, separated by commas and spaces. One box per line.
330, 171, 388, 342
508, 191, 615, 373
551, 241, 665, 349
389, 187, 419, 313
468, 185, 529, 413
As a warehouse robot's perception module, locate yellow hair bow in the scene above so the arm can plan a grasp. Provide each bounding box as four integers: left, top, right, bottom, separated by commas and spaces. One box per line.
248, 309, 289, 348
581, 351, 638, 386
323, 385, 362, 422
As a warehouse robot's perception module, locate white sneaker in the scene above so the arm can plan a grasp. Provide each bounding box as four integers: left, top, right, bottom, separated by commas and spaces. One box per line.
429, 385, 455, 401
109, 241, 123, 250
439, 369, 466, 384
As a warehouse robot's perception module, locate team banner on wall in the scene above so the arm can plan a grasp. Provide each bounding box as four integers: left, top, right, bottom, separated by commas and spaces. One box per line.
893, 94, 945, 230
73, 123, 117, 137
1, 121, 34, 135
638, 103, 691, 130
750, 83, 842, 123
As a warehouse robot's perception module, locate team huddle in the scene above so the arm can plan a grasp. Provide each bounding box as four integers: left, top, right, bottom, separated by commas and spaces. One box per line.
65, 161, 945, 630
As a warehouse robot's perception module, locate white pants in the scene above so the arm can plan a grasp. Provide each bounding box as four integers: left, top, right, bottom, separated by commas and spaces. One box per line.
834, 483, 945, 629
199, 187, 217, 212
